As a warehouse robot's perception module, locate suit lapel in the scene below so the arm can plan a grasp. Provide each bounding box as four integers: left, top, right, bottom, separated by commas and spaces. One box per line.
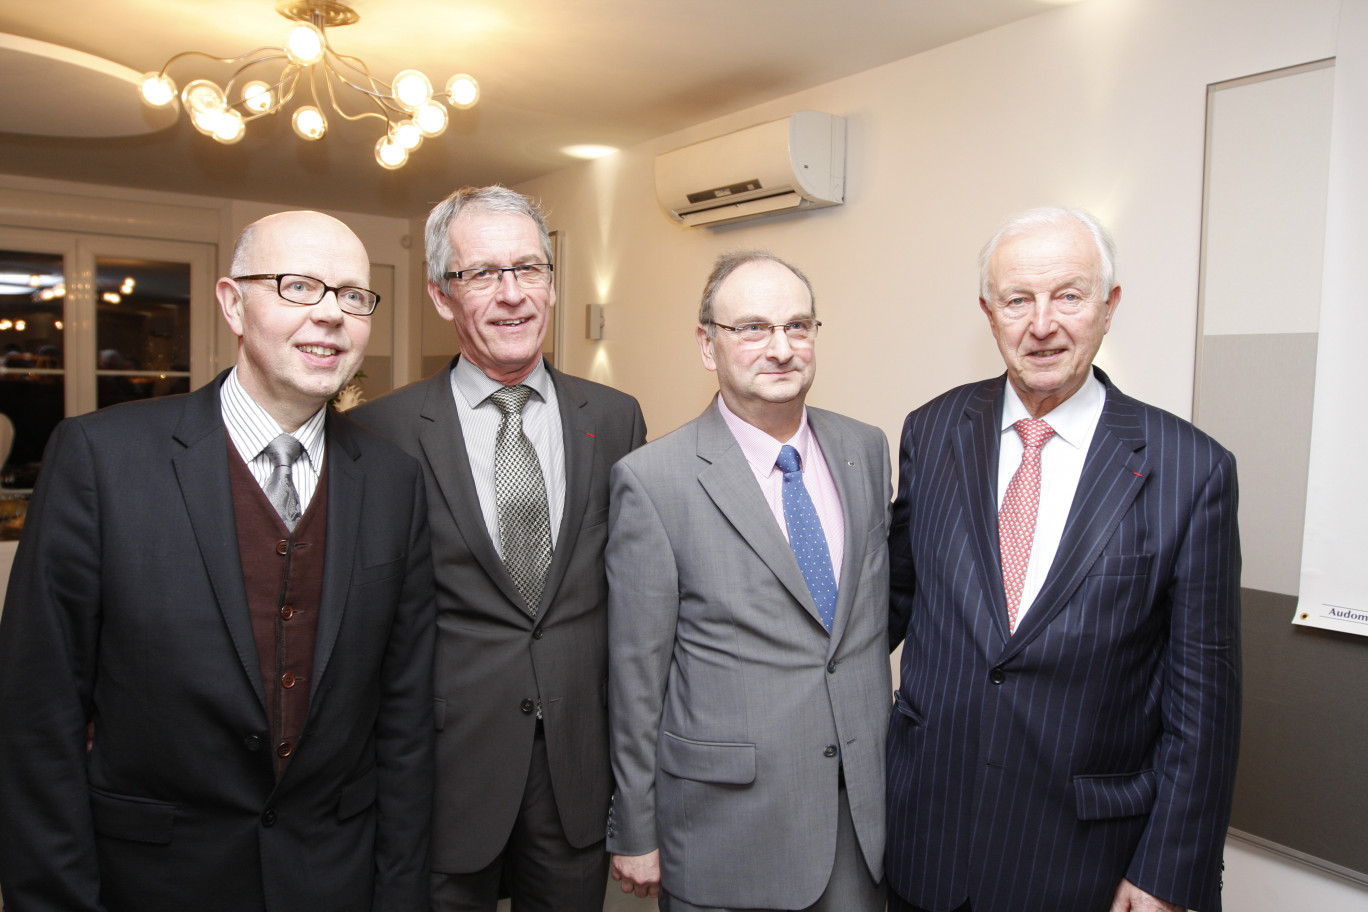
695, 404, 827, 630
809, 409, 866, 647
954, 377, 1013, 643
312, 411, 363, 696
541, 367, 593, 616
171, 372, 264, 711
415, 363, 527, 610
1001, 373, 1150, 653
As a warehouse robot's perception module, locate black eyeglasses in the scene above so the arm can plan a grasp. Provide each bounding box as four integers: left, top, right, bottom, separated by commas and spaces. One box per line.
707, 319, 821, 346
233, 274, 380, 316
442, 263, 554, 292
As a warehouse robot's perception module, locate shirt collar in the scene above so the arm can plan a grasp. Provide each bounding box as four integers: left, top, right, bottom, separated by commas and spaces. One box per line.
716, 394, 816, 476
1000, 368, 1106, 451
453, 355, 552, 407
221, 367, 327, 466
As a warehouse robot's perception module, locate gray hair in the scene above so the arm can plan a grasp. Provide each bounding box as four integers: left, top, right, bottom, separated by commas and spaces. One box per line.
698, 251, 816, 337
228, 222, 259, 277
978, 206, 1117, 301
424, 185, 553, 286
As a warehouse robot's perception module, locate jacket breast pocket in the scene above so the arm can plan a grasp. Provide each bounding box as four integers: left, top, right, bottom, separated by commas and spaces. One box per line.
89, 786, 176, 844
658, 731, 756, 785
1072, 768, 1156, 821
1086, 553, 1153, 579
351, 554, 405, 587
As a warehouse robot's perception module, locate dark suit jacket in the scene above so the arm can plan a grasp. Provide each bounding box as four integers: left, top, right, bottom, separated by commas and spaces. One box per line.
886, 368, 1241, 912
351, 358, 645, 872
0, 370, 435, 912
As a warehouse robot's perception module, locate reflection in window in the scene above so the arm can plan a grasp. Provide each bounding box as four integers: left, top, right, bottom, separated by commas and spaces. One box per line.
0, 250, 66, 491
96, 257, 191, 409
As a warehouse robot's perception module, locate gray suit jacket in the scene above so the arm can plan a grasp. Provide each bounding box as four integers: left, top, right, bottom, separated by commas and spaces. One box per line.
606, 401, 892, 909
351, 358, 645, 872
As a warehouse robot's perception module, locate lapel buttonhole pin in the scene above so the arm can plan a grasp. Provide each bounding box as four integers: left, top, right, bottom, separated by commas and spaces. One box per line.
1132, 471, 1144, 477
585, 432, 596, 438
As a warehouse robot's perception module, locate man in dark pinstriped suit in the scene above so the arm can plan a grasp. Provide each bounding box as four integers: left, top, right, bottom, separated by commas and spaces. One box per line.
886, 208, 1241, 912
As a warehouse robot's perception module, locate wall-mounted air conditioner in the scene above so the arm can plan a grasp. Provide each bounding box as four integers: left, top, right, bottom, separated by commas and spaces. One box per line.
655, 111, 846, 228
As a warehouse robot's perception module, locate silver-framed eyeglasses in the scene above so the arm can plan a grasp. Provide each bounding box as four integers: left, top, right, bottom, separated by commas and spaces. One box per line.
443, 263, 554, 292
233, 273, 380, 316
708, 319, 822, 346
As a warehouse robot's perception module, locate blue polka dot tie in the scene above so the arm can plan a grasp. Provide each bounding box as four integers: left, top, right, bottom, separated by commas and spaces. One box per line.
776, 445, 838, 632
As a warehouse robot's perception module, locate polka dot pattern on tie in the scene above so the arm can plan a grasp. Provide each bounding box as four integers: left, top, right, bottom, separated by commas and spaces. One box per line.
998, 418, 1055, 634
776, 444, 839, 633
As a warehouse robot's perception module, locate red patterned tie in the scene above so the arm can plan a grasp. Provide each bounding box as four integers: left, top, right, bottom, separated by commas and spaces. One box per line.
999, 418, 1055, 633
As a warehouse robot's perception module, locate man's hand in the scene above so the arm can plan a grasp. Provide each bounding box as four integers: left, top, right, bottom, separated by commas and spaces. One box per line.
1110, 878, 1183, 912
611, 850, 662, 898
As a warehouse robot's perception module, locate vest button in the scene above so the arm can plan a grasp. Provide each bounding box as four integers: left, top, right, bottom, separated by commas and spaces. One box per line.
281, 673, 296, 688
989, 667, 1007, 685
279, 604, 294, 620
520, 699, 535, 714
276, 540, 289, 555
276, 741, 293, 758
823, 744, 838, 758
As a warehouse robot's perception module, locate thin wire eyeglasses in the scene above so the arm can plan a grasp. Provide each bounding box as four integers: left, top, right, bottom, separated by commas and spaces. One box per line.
443, 263, 554, 292
708, 319, 822, 345
233, 274, 380, 316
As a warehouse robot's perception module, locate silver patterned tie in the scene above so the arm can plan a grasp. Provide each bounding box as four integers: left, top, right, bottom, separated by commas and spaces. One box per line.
490, 385, 552, 613
262, 433, 304, 531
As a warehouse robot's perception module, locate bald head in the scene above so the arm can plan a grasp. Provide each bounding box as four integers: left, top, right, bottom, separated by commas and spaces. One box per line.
217, 210, 373, 431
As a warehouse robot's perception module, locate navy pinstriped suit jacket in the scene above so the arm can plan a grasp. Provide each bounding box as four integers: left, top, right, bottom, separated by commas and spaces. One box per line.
886, 368, 1241, 912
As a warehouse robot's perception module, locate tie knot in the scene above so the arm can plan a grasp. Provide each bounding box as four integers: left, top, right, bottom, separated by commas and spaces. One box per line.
263, 433, 304, 468
1013, 418, 1055, 450
776, 444, 802, 475
490, 384, 533, 416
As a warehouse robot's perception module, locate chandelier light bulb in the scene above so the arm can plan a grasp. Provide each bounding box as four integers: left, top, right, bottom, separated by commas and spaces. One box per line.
140, 72, 177, 107
242, 80, 275, 114
414, 100, 448, 136
375, 136, 408, 170
392, 119, 423, 151
181, 79, 227, 116
285, 23, 325, 65
446, 74, 479, 109
212, 109, 247, 144
292, 105, 327, 140
392, 70, 433, 111
189, 108, 222, 136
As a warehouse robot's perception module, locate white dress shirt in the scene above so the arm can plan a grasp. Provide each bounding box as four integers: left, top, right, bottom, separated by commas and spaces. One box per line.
995, 373, 1106, 621
220, 367, 326, 512
450, 356, 567, 554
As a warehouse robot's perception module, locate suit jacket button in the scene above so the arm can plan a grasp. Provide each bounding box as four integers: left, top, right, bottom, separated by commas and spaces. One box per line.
244, 734, 263, 752
532, 628, 544, 640
826, 661, 837, 674
261, 808, 277, 827
823, 744, 838, 758
989, 667, 1007, 685
520, 699, 535, 714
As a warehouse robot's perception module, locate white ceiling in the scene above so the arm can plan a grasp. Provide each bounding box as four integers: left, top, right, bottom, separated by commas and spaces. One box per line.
0, 0, 1068, 218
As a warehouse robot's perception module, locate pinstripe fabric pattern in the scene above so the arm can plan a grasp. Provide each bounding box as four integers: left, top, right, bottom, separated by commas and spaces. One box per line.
221, 367, 326, 511
886, 368, 1241, 912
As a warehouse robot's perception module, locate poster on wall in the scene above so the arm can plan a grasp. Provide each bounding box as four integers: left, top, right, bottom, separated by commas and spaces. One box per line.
1293, 0, 1368, 638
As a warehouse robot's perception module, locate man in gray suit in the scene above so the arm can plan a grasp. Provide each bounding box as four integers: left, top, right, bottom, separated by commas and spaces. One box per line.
351, 186, 645, 912
606, 252, 892, 911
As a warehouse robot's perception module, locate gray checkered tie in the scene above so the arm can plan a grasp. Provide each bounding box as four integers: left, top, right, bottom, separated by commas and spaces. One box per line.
262, 433, 304, 531
490, 385, 552, 613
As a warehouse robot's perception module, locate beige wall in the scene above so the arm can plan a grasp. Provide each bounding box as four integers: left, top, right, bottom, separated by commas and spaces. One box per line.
518, 0, 1341, 448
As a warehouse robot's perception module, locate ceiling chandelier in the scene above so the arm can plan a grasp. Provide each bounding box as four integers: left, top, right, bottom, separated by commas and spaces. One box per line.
138, 0, 479, 170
